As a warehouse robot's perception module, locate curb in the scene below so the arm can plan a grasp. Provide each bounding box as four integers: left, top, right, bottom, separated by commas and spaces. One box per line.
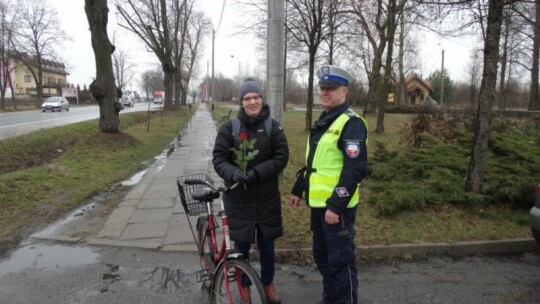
271, 238, 538, 260
31, 233, 538, 259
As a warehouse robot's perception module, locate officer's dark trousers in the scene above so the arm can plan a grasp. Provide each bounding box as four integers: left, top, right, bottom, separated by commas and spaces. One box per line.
311, 207, 358, 304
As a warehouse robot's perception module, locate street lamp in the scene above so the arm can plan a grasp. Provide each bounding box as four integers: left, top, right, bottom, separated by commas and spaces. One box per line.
230, 55, 242, 79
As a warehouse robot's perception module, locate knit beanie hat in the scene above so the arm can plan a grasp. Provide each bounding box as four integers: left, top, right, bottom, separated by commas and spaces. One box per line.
238, 77, 265, 104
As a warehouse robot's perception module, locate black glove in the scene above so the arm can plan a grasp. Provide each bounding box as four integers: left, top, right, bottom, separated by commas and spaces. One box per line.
246, 170, 257, 183
233, 169, 249, 183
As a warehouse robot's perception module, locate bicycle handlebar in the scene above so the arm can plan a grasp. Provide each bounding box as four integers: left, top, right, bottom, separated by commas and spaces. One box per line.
184, 178, 239, 193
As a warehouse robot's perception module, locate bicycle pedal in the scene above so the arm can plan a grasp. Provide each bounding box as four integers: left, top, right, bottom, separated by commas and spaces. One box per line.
196, 269, 212, 282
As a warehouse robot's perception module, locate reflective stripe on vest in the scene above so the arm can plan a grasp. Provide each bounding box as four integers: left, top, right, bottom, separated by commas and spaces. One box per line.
305, 111, 367, 208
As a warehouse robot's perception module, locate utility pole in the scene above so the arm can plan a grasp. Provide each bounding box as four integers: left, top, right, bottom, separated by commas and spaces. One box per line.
211, 28, 215, 103
440, 48, 445, 107
267, 0, 285, 123
206, 60, 209, 102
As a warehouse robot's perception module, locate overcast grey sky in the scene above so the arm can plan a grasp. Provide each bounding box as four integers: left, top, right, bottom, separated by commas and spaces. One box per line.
51, 0, 473, 90
51, 0, 258, 89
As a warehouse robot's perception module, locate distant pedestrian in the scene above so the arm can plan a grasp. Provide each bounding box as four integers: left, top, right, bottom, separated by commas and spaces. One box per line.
213, 78, 289, 304
289, 65, 368, 304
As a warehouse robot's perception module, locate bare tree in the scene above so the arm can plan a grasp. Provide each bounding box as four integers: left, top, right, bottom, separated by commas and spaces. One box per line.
85, 0, 122, 133
513, 0, 540, 111
116, 0, 176, 109
464, 49, 482, 108
111, 33, 136, 91
531, 0, 540, 110
12, 0, 69, 107
465, 0, 509, 193
287, 0, 334, 130
350, 0, 408, 133
169, 0, 192, 108
169, 0, 209, 107
497, 4, 527, 113
141, 68, 164, 102
180, 11, 210, 105
0, 0, 17, 110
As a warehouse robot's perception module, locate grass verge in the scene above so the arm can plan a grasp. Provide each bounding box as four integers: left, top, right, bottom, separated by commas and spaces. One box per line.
211, 104, 536, 250
0, 106, 194, 253
0, 103, 536, 256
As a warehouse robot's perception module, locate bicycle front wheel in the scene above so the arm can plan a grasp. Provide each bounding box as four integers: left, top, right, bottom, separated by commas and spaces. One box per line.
197, 216, 215, 271
213, 259, 267, 304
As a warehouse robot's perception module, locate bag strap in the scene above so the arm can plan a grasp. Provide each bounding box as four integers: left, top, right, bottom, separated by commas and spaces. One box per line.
231, 117, 272, 138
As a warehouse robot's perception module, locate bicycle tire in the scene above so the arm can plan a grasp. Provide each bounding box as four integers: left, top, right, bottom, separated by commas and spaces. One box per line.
197, 216, 215, 272
213, 259, 268, 304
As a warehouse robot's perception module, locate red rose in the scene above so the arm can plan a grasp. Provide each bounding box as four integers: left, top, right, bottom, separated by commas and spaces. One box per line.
239, 132, 247, 141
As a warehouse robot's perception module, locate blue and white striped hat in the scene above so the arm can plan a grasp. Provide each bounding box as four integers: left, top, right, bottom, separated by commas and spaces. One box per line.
316, 65, 353, 88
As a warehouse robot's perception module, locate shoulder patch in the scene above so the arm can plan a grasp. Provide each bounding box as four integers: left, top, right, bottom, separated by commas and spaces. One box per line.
345, 140, 360, 158
335, 187, 350, 198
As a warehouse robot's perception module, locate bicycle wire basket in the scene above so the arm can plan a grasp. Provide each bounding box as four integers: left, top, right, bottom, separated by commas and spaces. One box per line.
176, 173, 214, 216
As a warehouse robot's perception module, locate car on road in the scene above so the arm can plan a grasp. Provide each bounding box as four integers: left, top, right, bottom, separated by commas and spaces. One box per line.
530, 184, 540, 246
153, 97, 163, 105
121, 99, 134, 108
41, 96, 69, 112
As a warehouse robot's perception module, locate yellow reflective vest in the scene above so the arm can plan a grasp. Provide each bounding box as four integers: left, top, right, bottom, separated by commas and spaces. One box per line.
305, 111, 367, 208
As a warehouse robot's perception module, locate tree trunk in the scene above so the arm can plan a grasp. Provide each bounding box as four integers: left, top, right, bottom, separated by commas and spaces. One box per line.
85, 0, 120, 133
465, 0, 505, 193
498, 14, 509, 113
305, 51, 316, 131
35, 57, 43, 108
375, 4, 397, 132
163, 65, 175, 110
397, 13, 406, 106
530, 0, 540, 111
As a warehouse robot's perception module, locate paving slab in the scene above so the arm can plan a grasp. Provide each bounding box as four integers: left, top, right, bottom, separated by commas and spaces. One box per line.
129, 208, 173, 223
121, 221, 169, 240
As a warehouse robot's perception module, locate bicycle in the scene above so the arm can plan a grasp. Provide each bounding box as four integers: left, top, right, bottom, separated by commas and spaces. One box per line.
176, 173, 268, 304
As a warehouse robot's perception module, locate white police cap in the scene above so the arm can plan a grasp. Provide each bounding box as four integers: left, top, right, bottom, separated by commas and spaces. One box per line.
316, 65, 353, 87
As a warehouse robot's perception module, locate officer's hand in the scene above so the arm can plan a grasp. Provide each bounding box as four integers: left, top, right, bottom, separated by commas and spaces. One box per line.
289, 195, 301, 208
325, 209, 340, 224
233, 169, 249, 183
246, 170, 257, 183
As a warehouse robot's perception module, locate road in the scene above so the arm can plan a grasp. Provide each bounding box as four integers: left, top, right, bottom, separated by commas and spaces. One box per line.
0, 239, 538, 304
0, 102, 157, 140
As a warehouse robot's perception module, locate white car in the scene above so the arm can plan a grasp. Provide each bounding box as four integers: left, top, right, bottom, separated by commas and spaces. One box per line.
41, 96, 70, 112
121, 98, 134, 108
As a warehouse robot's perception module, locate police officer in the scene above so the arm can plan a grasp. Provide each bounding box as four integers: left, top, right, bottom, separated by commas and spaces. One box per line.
289, 65, 368, 304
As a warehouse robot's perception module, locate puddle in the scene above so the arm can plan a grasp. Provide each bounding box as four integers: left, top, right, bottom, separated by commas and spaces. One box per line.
121, 170, 148, 186
0, 243, 98, 277
140, 266, 200, 294
35, 201, 99, 236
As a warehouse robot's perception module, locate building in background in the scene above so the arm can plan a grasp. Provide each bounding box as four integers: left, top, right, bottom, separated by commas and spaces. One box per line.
4, 52, 69, 99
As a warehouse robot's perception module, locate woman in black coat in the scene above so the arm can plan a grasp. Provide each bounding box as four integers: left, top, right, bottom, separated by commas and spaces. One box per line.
212, 78, 288, 304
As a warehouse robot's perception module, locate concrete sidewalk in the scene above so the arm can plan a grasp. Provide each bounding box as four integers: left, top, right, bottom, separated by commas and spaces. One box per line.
87, 103, 222, 252
32, 104, 538, 257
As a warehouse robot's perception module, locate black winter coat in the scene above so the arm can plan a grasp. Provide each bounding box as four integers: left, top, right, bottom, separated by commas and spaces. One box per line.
212, 105, 289, 243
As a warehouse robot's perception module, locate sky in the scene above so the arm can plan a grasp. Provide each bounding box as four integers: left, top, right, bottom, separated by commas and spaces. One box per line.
51, 0, 259, 90
50, 0, 475, 91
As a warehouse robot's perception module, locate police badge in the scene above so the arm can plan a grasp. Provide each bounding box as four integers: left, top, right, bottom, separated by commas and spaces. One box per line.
345, 141, 360, 158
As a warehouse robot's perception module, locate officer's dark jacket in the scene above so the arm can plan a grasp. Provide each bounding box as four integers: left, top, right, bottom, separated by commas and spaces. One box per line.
291, 102, 368, 214
212, 104, 289, 243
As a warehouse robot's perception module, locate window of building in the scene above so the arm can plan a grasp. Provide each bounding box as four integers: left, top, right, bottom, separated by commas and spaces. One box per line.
24, 75, 31, 83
